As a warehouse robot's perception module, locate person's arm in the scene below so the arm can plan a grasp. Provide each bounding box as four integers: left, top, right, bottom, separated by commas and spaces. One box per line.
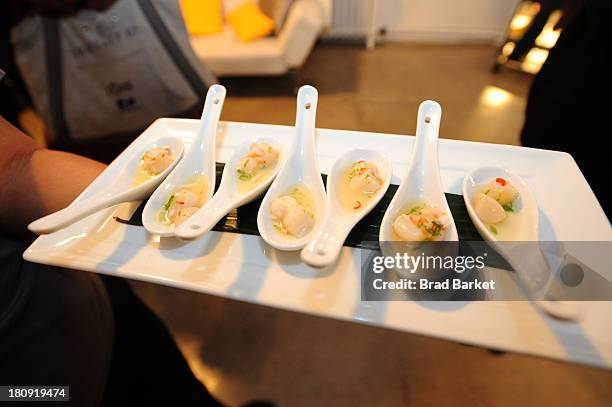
0, 116, 106, 237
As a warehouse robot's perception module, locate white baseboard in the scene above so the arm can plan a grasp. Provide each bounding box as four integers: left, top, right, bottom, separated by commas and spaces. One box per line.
384, 26, 506, 44
323, 27, 506, 45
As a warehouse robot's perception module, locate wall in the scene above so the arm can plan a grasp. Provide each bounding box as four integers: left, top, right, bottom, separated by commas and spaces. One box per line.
327, 0, 520, 44
379, 0, 519, 42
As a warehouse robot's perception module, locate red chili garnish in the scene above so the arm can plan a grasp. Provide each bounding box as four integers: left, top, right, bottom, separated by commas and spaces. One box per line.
353, 201, 362, 209
176, 200, 184, 205
358, 160, 365, 163
495, 177, 507, 186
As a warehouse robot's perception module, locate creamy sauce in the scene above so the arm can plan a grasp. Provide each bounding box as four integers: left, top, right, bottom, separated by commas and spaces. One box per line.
236, 164, 276, 194
133, 170, 155, 186
157, 175, 209, 226
487, 211, 521, 240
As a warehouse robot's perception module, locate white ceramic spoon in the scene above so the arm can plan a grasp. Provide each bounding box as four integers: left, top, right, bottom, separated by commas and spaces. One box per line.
379, 100, 458, 243
175, 138, 284, 240
463, 166, 580, 321
257, 85, 326, 251
142, 84, 226, 237
28, 136, 184, 235
301, 149, 391, 267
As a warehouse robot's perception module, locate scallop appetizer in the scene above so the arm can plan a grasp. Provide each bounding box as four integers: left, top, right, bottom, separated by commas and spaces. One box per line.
236, 143, 280, 192
472, 177, 519, 235
134, 146, 176, 185
158, 177, 209, 227
339, 160, 384, 210
270, 185, 315, 238
349, 160, 383, 194
392, 204, 450, 242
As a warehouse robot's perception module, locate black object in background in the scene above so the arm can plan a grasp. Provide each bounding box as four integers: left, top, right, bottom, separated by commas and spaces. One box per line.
0, 10, 32, 127
509, 0, 563, 61
521, 0, 612, 218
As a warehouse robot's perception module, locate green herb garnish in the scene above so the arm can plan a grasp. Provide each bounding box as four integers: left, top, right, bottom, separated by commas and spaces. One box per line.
502, 203, 514, 212
429, 221, 443, 236
421, 220, 443, 237
237, 168, 253, 181
164, 194, 175, 211
489, 225, 498, 235
407, 205, 423, 215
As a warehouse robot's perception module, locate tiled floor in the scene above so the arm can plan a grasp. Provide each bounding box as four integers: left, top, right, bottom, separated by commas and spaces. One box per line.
130, 43, 612, 406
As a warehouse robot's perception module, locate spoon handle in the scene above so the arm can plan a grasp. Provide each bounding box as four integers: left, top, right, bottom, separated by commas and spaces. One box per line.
291, 85, 319, 164
174, 192, 232, 240
504, 243, 580, 321
193, 84, 226, 186
410, 101, 443, 186
28, 193, 126, 235
301, 218, 347, 267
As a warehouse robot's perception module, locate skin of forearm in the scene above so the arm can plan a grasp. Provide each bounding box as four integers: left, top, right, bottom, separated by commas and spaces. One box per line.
0, 117, 106, 237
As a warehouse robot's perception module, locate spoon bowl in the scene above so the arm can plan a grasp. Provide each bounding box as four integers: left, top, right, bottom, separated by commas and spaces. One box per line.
379, 100, 458, 243
463, 166, 538, 241
28, 136, 184, 235
143, 84, 226, 237
175, 138, 284, 240
257, 85, 326, 251
301, 149, 391, 267
463, 167, 579, 321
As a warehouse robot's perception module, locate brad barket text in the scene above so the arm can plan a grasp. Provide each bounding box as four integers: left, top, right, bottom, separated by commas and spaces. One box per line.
372, 278, 496, 291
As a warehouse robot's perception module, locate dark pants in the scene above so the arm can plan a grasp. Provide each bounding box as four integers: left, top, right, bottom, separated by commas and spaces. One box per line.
0, 235, 222, 406
521, 0, 612, 217
100, 275, 221, 406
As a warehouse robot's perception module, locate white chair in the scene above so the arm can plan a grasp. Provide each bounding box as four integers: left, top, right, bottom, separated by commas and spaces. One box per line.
189, 0, 331, 77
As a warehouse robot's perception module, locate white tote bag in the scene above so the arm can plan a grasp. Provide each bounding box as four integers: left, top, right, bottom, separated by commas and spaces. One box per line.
11, 0, 216, 144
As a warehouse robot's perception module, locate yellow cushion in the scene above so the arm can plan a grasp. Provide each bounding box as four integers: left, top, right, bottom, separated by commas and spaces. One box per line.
180, 0, 223, 36
226, 1, 275, 42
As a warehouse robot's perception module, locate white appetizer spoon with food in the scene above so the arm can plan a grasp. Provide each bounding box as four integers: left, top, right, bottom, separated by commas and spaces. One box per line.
257, 85, 326, 251
301, 149, 391, 267
28, 136, 184, 235
379, 100, 458, 243
142, 84, 226, 237
463, 167, 580, 321
175, 138, 284, 240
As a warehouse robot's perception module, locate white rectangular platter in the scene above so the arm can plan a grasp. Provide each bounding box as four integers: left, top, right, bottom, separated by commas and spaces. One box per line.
25, 119, 612, 369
